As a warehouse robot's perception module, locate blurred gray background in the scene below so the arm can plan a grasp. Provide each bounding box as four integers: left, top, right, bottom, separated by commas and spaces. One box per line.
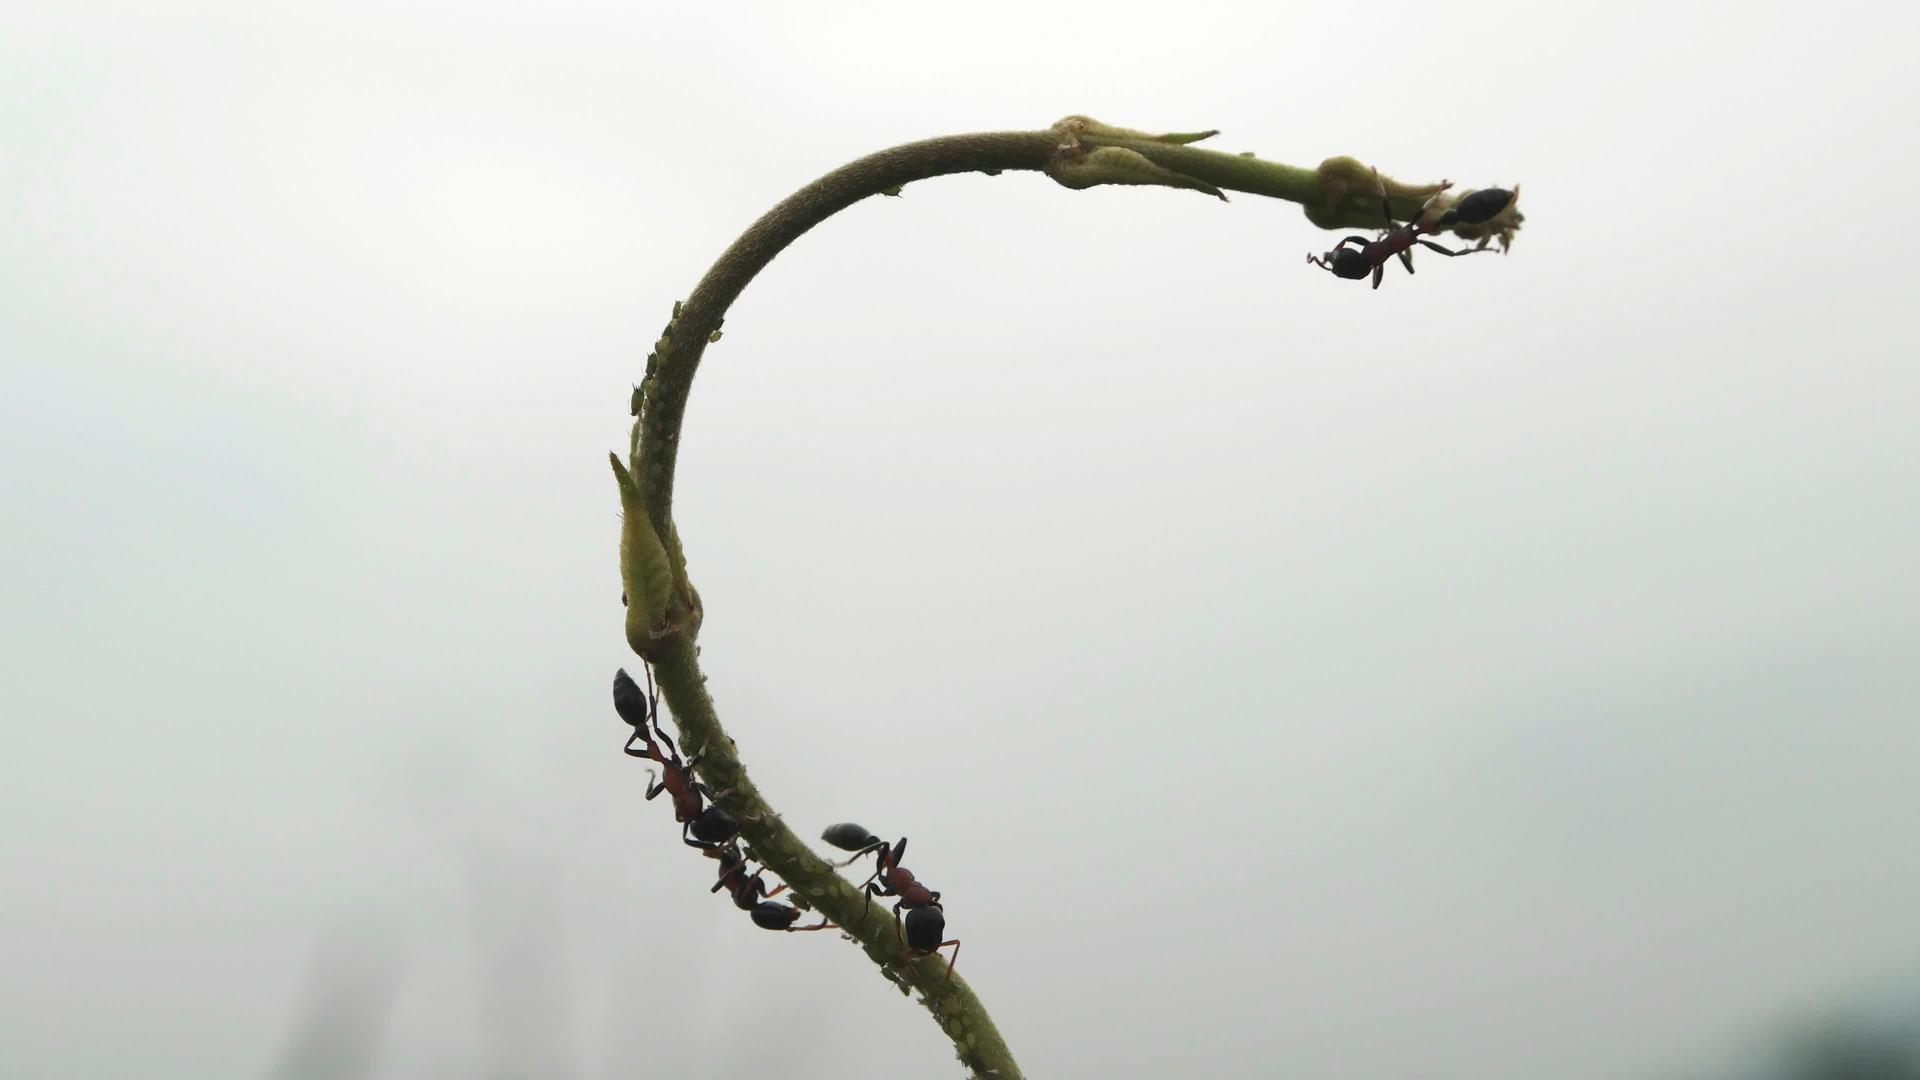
4, 1, 1917, 1077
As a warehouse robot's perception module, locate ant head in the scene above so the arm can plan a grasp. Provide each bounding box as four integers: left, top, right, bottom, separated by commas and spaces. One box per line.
1325, 248, 1371, 280
689, 807, 739, 844
750, 902, 801, 931
1308, 249, 1370, 281
903, 904, 947, 948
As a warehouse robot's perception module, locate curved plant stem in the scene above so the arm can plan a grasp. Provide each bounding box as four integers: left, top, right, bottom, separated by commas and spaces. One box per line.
647, 638, 1020, 1077
620, 120, 1520, 1078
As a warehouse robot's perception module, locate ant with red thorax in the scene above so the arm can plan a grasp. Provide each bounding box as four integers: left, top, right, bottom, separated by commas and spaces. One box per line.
709, 843, 783, 910
612, 667, 738, 850
707, 843, 836, 933
1307, 168, 1498, 290
821, 823, 961, 975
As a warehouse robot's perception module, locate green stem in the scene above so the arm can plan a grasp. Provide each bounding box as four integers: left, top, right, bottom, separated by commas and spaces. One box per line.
629, 127, 1459, 529
647, 638, 1022, 1078
623, 122, 1512, 1078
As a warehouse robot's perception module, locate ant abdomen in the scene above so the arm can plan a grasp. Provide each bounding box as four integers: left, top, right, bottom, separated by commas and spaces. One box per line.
821, 822, 882, 852
612, 668, 650, 728
1446, 187, 1516, 226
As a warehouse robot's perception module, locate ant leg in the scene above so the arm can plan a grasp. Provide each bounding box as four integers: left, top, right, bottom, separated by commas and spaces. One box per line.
937, 940, 961, 977
1414, 239, 1487, 258
829, 846, 881, 869
645, 771, 665, 800
862, 879, 901, 920
1370, 264, 1384, 290
1334, 235, 1370, 250
1373, 166, 1452, 231
764, 881, 788, 900
621, 732, 654, 759
788, 920, 837, 932
1398, 249, 1416, 276
651, 725, 678, 759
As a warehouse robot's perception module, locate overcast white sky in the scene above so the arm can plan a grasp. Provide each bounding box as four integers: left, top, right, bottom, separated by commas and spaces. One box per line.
5, 2, 1919, 1077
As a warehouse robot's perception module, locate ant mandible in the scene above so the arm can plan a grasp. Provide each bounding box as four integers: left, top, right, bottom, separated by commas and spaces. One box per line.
1307, 168, 1490, 290
612, 667, 738, 850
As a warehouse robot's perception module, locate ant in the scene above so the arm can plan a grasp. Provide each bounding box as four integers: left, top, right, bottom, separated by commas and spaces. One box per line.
1307, 168, 1490, 290
822, 823, 959, 974
709, 843, 785, 910
612, 666, 737, 850
707, 843, 836, 932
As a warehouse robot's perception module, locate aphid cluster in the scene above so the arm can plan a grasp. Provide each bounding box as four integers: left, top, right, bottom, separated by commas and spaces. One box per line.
1308, 167, 1518, 290
820, 823, 962, 976
614, 667, 833, 934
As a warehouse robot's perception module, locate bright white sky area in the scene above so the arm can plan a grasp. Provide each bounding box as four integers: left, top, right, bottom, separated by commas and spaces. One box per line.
4, 2, 1918, 1077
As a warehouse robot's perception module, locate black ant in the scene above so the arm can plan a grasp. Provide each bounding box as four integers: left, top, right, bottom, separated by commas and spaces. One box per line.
1307, 168, 1490, 290
612, 667, 737, 850
822, 823, 959, 974
707, 843, 836, 932
709, 843, 784, 910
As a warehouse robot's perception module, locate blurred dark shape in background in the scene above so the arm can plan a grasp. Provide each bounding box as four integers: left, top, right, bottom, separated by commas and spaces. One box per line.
1779, 1023, 1920, 1080
264, 921, 404, 1080
1681, 975, 1920, 1080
